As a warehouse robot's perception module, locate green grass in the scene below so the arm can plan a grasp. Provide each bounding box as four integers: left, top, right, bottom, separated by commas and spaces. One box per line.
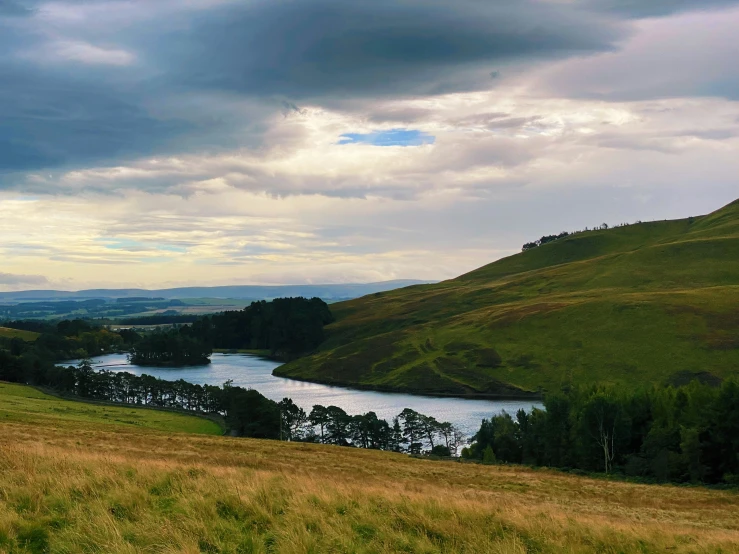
2, 408, 739, 553
277, 199, 739, 396
0, 327, 40, 341
0, 382, 223, 435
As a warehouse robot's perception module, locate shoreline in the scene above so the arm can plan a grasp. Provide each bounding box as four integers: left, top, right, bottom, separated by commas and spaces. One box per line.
58, 351, 544, 403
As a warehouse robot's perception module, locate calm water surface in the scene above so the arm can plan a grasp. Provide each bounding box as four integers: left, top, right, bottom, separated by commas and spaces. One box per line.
76, 353, 541, 436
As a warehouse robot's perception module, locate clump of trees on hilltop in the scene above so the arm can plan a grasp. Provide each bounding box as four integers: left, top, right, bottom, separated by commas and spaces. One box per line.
521, 220, 646, 251
465, 382, 739, 485
522, 231, 571, 251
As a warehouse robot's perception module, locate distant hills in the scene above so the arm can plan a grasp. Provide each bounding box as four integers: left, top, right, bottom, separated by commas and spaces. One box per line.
276, 199, 739, 398
0, 280, 430, 303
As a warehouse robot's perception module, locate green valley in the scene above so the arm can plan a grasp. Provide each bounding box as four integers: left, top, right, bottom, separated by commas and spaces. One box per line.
276, 199, 739, 397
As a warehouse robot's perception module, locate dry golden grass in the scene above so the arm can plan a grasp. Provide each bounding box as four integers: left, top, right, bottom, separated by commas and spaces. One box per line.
2, 410, 739, 553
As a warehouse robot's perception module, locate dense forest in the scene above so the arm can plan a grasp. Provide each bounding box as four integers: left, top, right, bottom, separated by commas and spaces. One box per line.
465, 383, 739, 484
3, 319, 125, 360
128, 327, 212, 366
121, 296, 334, 365
277, 398, 465, 455
190, 297, 333, 357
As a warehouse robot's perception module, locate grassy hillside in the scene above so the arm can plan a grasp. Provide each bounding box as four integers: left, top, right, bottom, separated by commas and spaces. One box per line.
0, 382, 223, 435
276, 199, 739, 397
0, 327, 39, 341
2, 401, 739, 553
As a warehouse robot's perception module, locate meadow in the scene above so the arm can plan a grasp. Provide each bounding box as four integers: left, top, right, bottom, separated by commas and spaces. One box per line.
1, 383, 739, 553
0, 328, 39, 342
0, 382, 222, 436
277, 199, 739, 397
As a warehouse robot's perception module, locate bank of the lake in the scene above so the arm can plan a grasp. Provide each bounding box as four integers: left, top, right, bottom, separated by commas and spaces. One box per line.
74, 353, 542, 436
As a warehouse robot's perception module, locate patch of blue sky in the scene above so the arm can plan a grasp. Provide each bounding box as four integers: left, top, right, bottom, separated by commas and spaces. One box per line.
97, 238, 185, 253
338, 128, 435, 147
158, 244, 187, 253
98, 238, 144, 251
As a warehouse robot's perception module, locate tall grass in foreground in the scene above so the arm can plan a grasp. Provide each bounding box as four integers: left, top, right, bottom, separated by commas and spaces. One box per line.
2, 415, 739, 553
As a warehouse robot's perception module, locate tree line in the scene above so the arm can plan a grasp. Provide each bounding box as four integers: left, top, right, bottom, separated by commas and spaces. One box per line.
0, 311, 463, 450
521, 219, 650, 251
128, 327, 212, 366
65, 296, 335, 367
465, 382, 739, 485
1, 350, 465, 450
190, 297, 334, 357
121, 296, 335, 366
277, 398, 465, 455
27, 360, 281, 439
3, 318, 125, 361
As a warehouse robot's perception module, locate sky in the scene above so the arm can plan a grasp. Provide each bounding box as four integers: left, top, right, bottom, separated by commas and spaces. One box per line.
1, 0, 738, 291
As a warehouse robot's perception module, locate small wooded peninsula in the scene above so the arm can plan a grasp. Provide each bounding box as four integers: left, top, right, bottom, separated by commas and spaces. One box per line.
127, 297, 334, 366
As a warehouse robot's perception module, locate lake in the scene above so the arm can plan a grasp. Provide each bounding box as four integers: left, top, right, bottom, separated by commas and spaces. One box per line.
73, 353, 542, 437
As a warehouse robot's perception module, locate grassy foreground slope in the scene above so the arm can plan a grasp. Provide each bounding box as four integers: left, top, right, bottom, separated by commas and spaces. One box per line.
277, 199, 739, 397
0, 327, 39, 341
2, 401, 739, 553
0, 382, 222, 435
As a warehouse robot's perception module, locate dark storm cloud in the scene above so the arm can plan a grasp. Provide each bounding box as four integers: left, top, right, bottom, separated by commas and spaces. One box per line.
0, 64, 195, 172
157, 0, 623, 99
0, 0, 32, 16
0, 0, 641, 177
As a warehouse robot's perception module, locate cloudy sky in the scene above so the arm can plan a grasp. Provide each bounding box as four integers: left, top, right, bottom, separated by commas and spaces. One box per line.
1, 0, 738, 291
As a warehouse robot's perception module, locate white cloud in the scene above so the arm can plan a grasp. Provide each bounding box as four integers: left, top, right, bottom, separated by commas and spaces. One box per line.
20, 40, 136, 66
534, 6, 739, 100
1, 2, 739, 288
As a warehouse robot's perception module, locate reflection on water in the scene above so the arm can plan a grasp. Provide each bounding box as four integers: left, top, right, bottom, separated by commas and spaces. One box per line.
73, 353, 542, 436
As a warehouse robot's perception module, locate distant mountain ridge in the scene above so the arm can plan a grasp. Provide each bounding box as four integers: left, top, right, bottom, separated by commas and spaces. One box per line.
0, 280, 431, 303
276, 198, 739, 398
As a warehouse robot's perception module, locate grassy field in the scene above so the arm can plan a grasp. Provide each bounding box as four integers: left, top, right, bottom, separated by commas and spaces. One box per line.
277, 199, 739, 397
0, 382, 223, 436
1, 390, 739, 553
0, 327, 40, 342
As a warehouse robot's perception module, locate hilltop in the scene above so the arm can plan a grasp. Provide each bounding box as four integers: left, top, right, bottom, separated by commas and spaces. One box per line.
276, 199, 739, 397
2, 382, 738, 553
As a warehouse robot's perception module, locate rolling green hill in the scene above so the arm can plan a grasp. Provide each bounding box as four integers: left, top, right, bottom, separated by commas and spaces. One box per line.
276, 199, 739, 397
